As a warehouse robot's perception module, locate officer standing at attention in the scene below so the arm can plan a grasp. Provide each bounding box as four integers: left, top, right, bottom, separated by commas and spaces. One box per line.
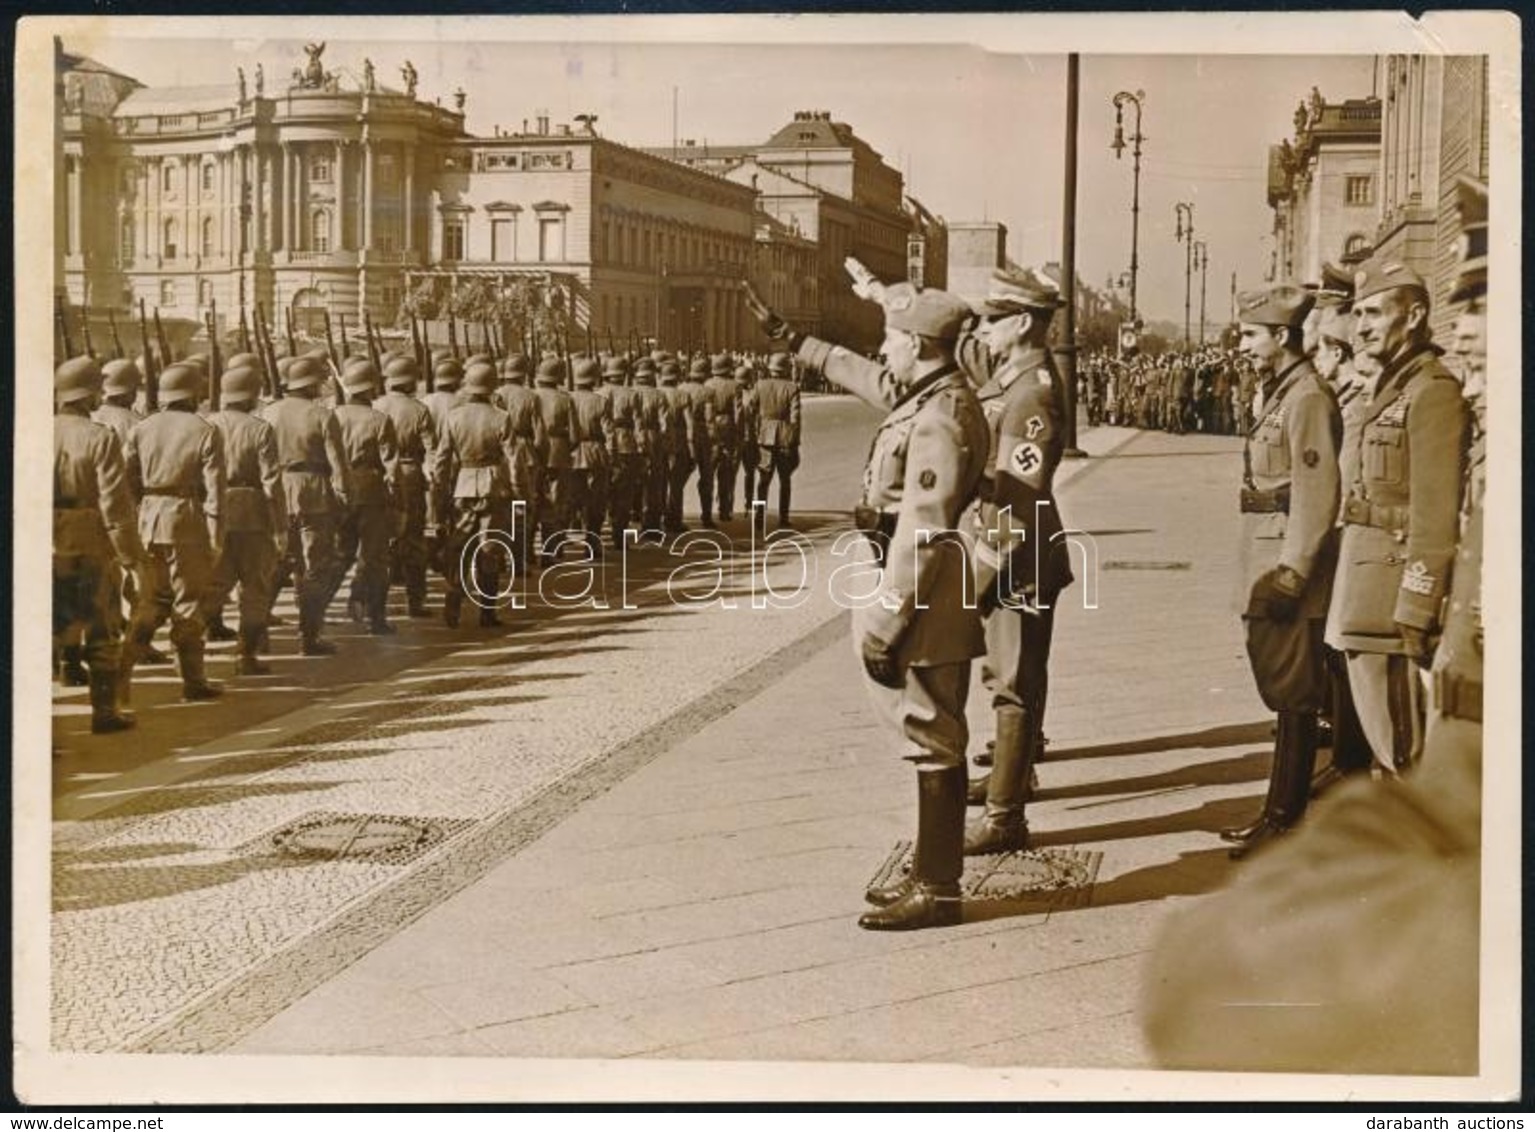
1221, 284, 1341, 857
262, 356, 350, 656
751, 352, 802, 536
748, 280, 990, 932
333, 363, 400, 636
377, 358, 437, 619
703, 354, 742, 522
121, 363, 226, 703
433, 360, 525, 629
55, 357, 145, 733
961, 268, 1076, 854
568, 357, 611, 557
199, 364, 285, 675
1326, 260, 1468, 772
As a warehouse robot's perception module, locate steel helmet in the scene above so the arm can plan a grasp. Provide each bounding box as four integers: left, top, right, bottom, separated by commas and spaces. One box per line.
285, 356, 325, 392
463, 361, 498, 393
101, 358, 143, 395
55, 356, 102, 405
219, 365, 263, 406
383, 357, 420, 389
157, 363, 201, 405
342, 362, 380, 395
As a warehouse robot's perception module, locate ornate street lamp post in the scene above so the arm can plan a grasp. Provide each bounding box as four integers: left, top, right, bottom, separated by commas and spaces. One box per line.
1193, 240, 1209, 345
1110, 90, 1145, 327
1174, 201, 1195, 349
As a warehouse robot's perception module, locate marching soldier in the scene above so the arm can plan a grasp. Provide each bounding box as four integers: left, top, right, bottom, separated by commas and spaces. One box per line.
55, 357, 144, 732
749, 280, 990, 932
679, 356, 717, 525
735, 362, 760, 511
532, 357, 577, 563
655, 360, 691, 534
751, 352, 801, 535
1221, 284, 1341, 857
1325, 260, 1468, 773
333, 363, 400, 635
601, 354, 640, 549
263, 356, 350, 656
377, 358, 437, 618
961, 268, 1076, 854
568, 357, 611, 557
432, 361, 526, 629
200, 365, 285, 675
493, 353, 543, 575
703, 354, 742, 522
93, 359, 144, 448
629, 357, 668, 538
121, 363, 226, 703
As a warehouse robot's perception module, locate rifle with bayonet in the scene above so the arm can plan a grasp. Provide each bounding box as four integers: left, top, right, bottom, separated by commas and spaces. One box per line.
238, 308, 252, 355
284, 307, 298, 359
154, 307, 173, 366
107, 310, 125, 359
207, 299, 223, 378
138, 299, 160, 413
81, 304, 97, 359
321, 309, 345, 404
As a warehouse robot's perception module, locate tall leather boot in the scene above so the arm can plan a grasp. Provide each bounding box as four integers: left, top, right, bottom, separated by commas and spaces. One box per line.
1229, 711, 1319, 860
964, 707, 1034, 855
89, 670, 135, 734
778, 478, 793, 529
205, 612, 239, 642
299, 601, 337, 656
233, 626, 270, 676
61, 643, 90, 687
177, 641, 223, 701
859, 765, 966, 931
117, 627, 150, 708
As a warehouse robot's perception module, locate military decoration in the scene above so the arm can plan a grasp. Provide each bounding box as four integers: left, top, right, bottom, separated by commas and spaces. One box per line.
1025, 414, 1045, 439
918, 468, 937, 490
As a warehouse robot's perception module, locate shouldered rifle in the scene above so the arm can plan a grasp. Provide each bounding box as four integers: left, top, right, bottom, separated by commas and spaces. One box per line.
321, 308, 345, 404
80, 305, 97, 359
108, 310, 125, 359
338, 312, 351, 361
238, 308, 252, 355
138, 299, 160, 412
254, 302, 280, 400
363, 310, 382, 370
561, 332, 572, 391
586, 322, 595, 361
284, 307, 298, 357
154, 307, 173, 364
207, 299, 223, 378
448, 311, 460, 360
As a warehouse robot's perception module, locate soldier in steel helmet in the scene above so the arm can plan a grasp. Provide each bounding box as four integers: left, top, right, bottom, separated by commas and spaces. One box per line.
493, 353, 544, 575
628, 357, 668, 539
679, 356, 716, 526
432, 360, 528, 628
600, 353, 640, 549
262, 355, 351, 655
377, 357, 437, 618
751, 352, 802, 536
54, 356, 145, 732
332, 362, 400, 635
702, 353, 743, 523
199, 364, 285, 674
747, 278, 990, 932
120, 362, 227, 702
568, 356, 611, 557
532, 357, 578, 564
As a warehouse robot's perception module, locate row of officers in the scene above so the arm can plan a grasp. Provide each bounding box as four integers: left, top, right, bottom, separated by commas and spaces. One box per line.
53, 342, 804, 735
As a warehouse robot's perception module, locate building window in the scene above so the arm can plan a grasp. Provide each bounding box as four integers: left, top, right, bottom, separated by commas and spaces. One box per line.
312, 209, 332, 254
1343, 233, 1371, 261
163, 218, 179, 260
118, 216, 134, 264
201, 162, 216, 192
1345, 175, 1374, 206
198, 279, 214, 308
381, 284, 401, 313
539, 217, 563, 262
310, 155, 333, 183
491, 218, 514, 262
160, 280, 177, 307
442, 218, 465, 261
162, 164, 176, 193
121, 165, 137, 194
201, 216, 216, 257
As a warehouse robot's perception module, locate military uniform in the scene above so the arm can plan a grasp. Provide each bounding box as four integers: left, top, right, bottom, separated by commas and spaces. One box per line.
735, 364, 760, 509
655, 362, 691, 533
332, 366, 400, 634
493, 356, 544, 574
702, 357, 742, 522
377, 361, 437, 617
201, 367, 285, 674
778, 285, 989, 933
262, 358, 351, 654
601, 356, 640, 548
1326, 263, 1468, 773
432, 364, 527, 627
961, 270, 1077, 852
568, 359, 611, 554
122, 364, 226, 701
54, 358, 145, 731
532, 359, 578, 559
678, 359, 716, 524
752, 356, 802, 533
629, 360, 669, 534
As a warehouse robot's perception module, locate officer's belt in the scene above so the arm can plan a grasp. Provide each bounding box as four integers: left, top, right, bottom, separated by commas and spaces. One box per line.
1434, 669, 1482, 723
284, 461, 328, 473
141, 486, 197, 499
1341, 493, 1409, 532
1240, 485, 1290, 514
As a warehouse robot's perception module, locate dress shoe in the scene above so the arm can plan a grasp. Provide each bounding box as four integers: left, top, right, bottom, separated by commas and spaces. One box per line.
233, 654, 271, 676
858, 883, 961, 931
90, 710, 136, 735
62, 659, 91, 687
1219, 814, 1268, 844
1228, 818, 1287, 860
864, 870, 913, 908
206, 620, 239, 642
141, 645, 172, 666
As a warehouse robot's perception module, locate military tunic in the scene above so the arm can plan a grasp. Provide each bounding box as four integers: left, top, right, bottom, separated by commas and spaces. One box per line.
377, 389, 437, 608
1424, 426, 1484, 774
533, 383, 577, 550
432, 398, 525, 616
752, 373, 802, 528
603, 381, 640, 542
702, 374, 741, 519
678, 377, 715, 520
201, 406, 285, 635
333, 403, 400, 624
568, 386, 610, 544
798, 336, 990, 765
630, 379, 669, 532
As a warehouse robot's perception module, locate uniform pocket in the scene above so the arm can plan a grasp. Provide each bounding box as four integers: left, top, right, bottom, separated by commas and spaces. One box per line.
1250, 428, 1286, 477
1364, 427, 1405, 485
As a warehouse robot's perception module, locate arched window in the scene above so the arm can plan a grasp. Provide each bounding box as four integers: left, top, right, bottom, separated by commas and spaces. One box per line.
163, 217, 179, 260
1343, 233, 1371, 262
201, 216, 215, 257
311, 209, 331, 254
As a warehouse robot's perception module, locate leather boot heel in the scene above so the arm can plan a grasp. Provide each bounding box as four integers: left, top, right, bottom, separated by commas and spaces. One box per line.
858, 884, 961, 931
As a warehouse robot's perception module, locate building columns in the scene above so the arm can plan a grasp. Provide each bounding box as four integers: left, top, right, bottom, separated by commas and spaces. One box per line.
282, 143, 296, 251
403, 143, 415, 252
334, 140, 347, 251
363, 138, 375, 251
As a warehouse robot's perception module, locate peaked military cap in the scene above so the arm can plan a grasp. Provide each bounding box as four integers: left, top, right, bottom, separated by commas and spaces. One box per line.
883, 283, 972, 341
1236, 283, 1315, 328
1352, 258, 1429, 304
1450, 176, 1488, 304
976, 266, 1064, 316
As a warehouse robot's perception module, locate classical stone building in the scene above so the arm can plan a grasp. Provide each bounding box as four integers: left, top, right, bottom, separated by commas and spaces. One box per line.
945, 221, 1009, 307
1266, 89, 1383, 286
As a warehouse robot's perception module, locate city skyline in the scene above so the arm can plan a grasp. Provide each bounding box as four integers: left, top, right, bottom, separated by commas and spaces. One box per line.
79, 31, 1375, 328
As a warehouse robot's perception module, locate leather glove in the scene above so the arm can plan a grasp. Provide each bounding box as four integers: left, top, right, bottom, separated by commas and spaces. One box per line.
860, 633, 903, 690
1249, 566, 1303, 623
743, 282, 791, 342
1398, 623, 1436, 668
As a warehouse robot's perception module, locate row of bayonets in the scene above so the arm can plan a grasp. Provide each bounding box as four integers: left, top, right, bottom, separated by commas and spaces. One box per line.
54, 292, 660, 410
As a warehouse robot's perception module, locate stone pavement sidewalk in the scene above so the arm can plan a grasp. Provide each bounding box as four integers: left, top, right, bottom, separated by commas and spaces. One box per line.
231, 427, 1274, 1068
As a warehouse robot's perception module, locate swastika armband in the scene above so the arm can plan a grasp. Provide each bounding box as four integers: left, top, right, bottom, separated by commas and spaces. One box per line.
1009, 442, 1043, 477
